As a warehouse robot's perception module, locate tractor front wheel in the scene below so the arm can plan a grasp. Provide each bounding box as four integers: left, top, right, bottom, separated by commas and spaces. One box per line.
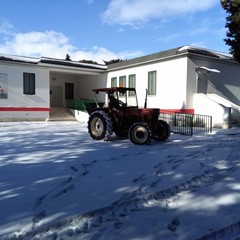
152, 120, 171, 141
88, 111, 113, 141
129, 122, 152, 145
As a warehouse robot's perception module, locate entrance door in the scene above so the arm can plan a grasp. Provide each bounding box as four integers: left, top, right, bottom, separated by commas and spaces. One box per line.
197, 71, 208, 94
50, 86, 63, 107
65, 83, 74, 100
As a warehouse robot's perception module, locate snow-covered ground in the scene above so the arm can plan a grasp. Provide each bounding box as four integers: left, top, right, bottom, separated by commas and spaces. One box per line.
0, 121, 240, 240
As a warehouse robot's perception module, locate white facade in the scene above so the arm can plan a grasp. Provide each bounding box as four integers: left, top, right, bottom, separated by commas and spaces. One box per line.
106, 46, 240, 128
0, 60, 50, 121
0, 55, 106, 121
0, 46, 240, 128
107, 57, 189, 110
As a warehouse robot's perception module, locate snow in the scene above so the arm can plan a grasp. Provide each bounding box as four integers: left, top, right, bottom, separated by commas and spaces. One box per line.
177, 46, 233, 60
40, 57, 107, 70
0, 54, 40, 63
0, 121, 240, 240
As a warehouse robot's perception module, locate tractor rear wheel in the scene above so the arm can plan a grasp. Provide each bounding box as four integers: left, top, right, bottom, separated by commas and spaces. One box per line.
153, 120, 171, 141
129, 122, 152, 145
88, 110, 113, 141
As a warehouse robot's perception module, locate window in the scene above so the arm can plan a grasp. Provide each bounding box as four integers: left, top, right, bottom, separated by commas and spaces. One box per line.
119, 76, 126, 87
0, 73, 8, 99
128, 74, 136, 96
111, 77, 117, 87
148, 71, 156, 95
23, 73, 35, 95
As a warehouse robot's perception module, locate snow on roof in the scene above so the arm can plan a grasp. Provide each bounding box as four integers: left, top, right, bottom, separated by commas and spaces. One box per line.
0, 53, 40, 63
197, 66, 221, 73
178, 45, 233, 60
40, 57, 107, 70
0, 53, 107, 70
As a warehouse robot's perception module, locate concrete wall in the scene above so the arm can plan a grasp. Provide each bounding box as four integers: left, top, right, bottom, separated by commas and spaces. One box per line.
0, 62, 50, 121
50, 72, 108, 108
189, 56, 240, 126
75, 73, 108, 100
189, 56, 240, 105
107, 57, 189, 110
194, 93, 231, 128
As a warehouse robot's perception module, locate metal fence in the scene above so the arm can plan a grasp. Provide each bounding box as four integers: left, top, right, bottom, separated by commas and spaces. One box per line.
159, 112, 212, 136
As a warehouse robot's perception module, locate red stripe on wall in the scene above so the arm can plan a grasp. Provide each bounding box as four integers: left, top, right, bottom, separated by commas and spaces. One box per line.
161, 109, 195, 114
0, 107, 50, 112
0, 107, 193, 114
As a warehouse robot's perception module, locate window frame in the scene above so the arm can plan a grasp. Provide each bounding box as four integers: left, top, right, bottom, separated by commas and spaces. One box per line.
111, 77, 117, 87
23, 72, 36, 95
148, 71, 157, 96
119, 75, 126, 87
128, 74, 136, 96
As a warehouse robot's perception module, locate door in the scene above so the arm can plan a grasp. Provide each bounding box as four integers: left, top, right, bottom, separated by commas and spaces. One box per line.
65, 83, 74, 100
50, 86, 63, 107
197, 71, 208, 94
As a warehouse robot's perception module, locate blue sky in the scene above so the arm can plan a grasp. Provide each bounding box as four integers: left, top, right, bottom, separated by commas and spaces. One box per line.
0, 0, 229, 63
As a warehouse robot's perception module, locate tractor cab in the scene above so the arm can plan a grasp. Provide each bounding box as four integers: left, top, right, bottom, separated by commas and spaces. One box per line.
92, 87, 138, 110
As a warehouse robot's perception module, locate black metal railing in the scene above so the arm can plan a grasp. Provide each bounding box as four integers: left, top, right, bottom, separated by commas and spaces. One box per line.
159, 112, 212, 136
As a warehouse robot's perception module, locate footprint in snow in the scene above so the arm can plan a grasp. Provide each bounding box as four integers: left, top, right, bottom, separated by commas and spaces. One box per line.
167, 217, 180, 232
132, 174, 145, 183
32, 210, 46, 223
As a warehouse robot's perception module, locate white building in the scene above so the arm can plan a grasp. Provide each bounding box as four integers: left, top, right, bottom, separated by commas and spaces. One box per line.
0, 46, 240, 128
107, 46, 240, 128
0, 54, 107, 121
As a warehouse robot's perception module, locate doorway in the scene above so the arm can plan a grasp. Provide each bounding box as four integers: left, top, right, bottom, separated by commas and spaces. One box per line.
197, 71, 208, 94
65, 82, 74, 100
50, 86, 63, 107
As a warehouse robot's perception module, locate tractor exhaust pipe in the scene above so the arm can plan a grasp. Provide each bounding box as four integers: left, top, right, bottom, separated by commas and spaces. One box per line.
144, 88, 148, 108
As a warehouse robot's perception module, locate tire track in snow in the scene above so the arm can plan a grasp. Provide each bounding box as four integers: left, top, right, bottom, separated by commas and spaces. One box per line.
8, 157, 240, 240
195, 220, 240, 240
7, 133, 240, 240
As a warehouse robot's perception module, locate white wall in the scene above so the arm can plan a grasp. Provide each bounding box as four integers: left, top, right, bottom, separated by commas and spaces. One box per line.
189, 56, 240, 126
190, 56, 240, 106
194, 93, 231, 128
50, 72, 108, 107
75, 73, 108, 100
0, 62, 50, 120
107, 57, 188, 109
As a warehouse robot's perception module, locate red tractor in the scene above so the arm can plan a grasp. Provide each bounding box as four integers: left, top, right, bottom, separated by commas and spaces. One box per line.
87, 87, 171, 145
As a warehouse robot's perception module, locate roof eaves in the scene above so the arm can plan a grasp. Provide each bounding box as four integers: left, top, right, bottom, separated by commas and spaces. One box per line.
0, 54, 40, 64
107, 45, 235, 71
39, 57, 107, 71
177, 46, 233, 60
107, 47, 183, 71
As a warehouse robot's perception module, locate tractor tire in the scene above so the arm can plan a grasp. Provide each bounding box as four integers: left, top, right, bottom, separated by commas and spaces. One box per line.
88, 110, 113, 141
152, 120, 171, 141
128, 122, 152, 145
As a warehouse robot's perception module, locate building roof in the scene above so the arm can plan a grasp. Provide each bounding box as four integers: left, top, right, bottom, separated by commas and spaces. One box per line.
107, 45, 234, 71
0, 46, 235, 73
0, 54, 40, 64
0, 53, 107, 71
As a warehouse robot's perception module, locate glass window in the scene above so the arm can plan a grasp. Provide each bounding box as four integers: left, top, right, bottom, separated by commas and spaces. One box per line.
23, 73, 35, 95
119, 76, 126, 87
148, 71, 156, 95
111, 77, 117, 87
128, 74, 136, 96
